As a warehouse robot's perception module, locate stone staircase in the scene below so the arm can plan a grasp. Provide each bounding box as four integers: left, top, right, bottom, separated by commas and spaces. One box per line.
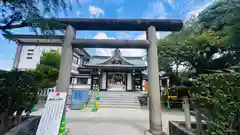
87, 91, 141, 109
107, 84, 125, 91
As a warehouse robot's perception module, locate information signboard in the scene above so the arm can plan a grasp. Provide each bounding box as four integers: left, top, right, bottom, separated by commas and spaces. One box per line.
70, 90, 88, 110
36, 92, 67, 135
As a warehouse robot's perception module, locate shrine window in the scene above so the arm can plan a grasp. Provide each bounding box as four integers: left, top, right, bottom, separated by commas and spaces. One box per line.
77, 78, 88, 84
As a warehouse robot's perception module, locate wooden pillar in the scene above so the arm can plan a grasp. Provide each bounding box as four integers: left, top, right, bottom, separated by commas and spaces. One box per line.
90, 75, 94, 89
140, 75, 143, 91
132, 73, 135, 91
125, 72, 128, 91
106, 72, 108, 90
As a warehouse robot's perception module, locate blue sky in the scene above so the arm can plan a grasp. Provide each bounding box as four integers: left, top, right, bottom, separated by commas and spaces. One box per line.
0, 0, 214, 70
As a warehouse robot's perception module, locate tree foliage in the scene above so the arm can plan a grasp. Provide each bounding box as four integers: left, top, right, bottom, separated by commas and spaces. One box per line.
198, 0, 240, 63
190, 73, 240, 135
35, 50, 60, 88
39, 50, 61, 69
0, 70, 41, 134
157, 0, 239, 76
198, 0, 240, 46
0, 0, 74, 36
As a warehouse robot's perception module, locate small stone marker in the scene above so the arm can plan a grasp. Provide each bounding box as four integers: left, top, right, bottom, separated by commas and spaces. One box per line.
36, 92, 67, 135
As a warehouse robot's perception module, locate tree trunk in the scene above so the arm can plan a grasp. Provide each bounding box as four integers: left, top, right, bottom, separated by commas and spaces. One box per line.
15, 111, 23, 125
0, 112, 10, 135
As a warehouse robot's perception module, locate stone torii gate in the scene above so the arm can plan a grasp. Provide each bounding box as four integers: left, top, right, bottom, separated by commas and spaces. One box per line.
11, 18, 183, 135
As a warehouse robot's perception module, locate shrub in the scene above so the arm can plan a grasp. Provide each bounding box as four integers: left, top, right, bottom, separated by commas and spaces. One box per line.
0, 70, 41, 134
191, 73, 240, 135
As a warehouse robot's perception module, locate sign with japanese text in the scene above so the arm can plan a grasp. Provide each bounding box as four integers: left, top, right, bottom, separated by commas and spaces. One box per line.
36, 92, 67, 135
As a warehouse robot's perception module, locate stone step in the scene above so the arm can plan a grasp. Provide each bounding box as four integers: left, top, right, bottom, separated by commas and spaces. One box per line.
87, 104, 141, 109
88, 102, 140, 105
89, 100, 139, 103
99, 93, 140, 95
96, 100, 139, 103
99, 96, 140, 98
99, 91, 141, 94
88, 102, 140, 106
96, 97, 139, 100
95, 95, 140, 97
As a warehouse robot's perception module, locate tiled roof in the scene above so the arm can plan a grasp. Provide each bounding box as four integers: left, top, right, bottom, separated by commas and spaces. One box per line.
86, 55, 146, 67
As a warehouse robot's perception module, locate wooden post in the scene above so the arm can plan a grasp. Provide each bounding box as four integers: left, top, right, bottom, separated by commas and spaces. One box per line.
193, 100, 202, 131
183, 97, 191, 129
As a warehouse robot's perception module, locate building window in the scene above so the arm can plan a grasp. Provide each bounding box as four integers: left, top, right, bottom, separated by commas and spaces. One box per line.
28, 49, 34, 52
73, 55, 79, 65
27, 53, 33, 55
79, 57, 83, 66
77, 78, 88, 84
70, 77, 73, 84
26, 57, 32, 59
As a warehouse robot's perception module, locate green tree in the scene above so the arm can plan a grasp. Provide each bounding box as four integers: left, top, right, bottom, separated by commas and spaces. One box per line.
198, 0, 240, 63
39, 50, 61, 69
0, 0, 75, 36
0, 70, 40, 134
35, 50, 60, 88
191, 73, 240, 135
157, 17, 229, 76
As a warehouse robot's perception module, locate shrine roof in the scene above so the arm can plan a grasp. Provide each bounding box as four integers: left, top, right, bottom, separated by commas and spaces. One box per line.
85, 49, 147, 68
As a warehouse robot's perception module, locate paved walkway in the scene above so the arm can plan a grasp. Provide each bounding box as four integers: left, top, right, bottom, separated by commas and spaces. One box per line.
65, 108, 195, 135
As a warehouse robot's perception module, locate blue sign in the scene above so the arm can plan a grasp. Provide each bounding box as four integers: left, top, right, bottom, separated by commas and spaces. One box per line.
71, 90, 89, 105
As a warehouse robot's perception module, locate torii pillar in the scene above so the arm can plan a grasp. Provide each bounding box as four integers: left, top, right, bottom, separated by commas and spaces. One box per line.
56, 25, 75, 92
146, 26, 164, 135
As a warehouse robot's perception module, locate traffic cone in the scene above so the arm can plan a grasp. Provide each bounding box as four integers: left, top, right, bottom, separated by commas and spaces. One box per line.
82, 104, 86, 109
95, 95, 100, 100
31, 104, 38, 112
92, 101, 99, 112
58, 116, 66, 135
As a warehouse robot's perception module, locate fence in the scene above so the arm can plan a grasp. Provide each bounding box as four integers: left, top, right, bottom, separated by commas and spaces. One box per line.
37, 87, 56, 107
169, 97, 206, 135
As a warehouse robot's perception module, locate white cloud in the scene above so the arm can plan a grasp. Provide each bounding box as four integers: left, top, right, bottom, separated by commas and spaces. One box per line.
94, 32, 114, 39
116, 32, 135, 39
0, 54, 13, 71
135, 33, 146, 40
116, 7, 123, 15
143, 1, 166, 19
135, 32, 170, 40
118, 49, 146, 57
88, 5, 104, 18
186, 1, 213, 19
94, 32, 114, 56
94, 32, 146, 57
167, 0, 173, 5
76, 11, 84, 16
94, 31, 170, 57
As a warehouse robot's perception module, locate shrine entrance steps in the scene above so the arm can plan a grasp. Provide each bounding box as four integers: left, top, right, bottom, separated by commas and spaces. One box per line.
87, 91, 141, 109
107, 83, 125, 91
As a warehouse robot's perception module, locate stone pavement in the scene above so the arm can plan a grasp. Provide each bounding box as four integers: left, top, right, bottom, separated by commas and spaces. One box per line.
65, 108, 196, 135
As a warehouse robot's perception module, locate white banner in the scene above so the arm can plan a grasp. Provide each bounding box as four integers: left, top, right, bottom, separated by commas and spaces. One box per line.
36, 92, 67, 135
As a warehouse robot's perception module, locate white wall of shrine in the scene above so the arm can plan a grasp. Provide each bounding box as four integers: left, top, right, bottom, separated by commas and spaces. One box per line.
101, 72, 107, 89
127, 73, 132, 90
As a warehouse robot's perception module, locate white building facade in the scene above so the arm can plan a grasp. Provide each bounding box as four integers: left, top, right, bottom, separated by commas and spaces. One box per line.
13, 42, 92, 91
